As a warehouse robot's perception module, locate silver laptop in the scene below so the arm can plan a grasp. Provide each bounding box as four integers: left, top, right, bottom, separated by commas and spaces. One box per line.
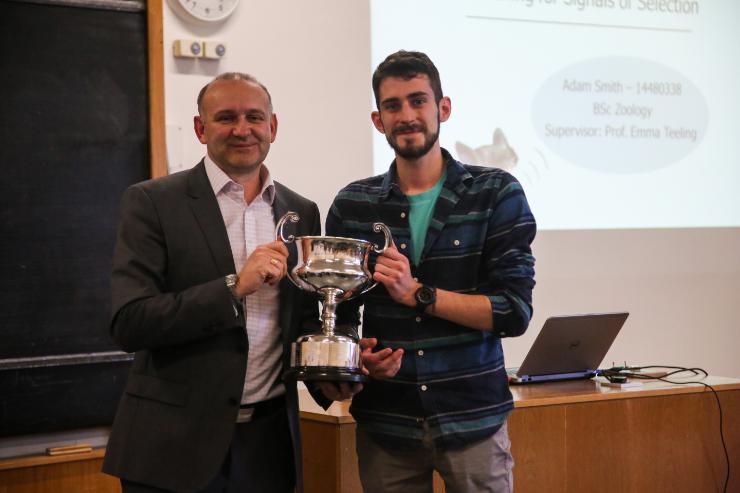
507, 312, 629, 384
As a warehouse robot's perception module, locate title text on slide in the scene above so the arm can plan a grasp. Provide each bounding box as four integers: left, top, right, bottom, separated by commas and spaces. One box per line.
518, 0, 699, 15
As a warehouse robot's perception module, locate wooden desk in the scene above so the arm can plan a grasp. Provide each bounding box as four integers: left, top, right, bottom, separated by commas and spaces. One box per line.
0, 448, 120, 493
2, 377, 736, 492
299, 396, 359, 493
299, 376, 740, 493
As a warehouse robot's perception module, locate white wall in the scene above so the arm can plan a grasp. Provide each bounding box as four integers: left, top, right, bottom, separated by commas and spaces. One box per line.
164, 0, 372, 219
513, 229, 740, 378
163, 0, 740, 378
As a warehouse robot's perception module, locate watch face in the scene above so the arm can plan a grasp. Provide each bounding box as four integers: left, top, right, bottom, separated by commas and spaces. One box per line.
416, 286, 436, 304
171, 0, 239, 23
225, 274, 237, 288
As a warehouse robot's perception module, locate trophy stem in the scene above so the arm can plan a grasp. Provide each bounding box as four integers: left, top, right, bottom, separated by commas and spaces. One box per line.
319, 288, 342, 337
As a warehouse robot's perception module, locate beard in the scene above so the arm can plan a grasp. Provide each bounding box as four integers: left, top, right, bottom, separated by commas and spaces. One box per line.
385, 118, 440, 160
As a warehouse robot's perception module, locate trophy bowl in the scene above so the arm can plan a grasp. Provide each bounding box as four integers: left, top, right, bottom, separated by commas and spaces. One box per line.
277, 212, 391, 382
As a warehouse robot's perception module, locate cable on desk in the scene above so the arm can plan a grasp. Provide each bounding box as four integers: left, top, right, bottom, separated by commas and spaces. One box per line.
598, 365, 729, 493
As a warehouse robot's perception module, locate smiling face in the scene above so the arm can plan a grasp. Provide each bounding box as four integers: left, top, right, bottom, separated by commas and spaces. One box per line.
194, 78, 277, 178
371, 74, 450, 161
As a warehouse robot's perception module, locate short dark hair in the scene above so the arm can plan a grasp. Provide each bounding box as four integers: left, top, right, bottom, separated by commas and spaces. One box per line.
372, 50, 443, 109
197, 72, 273, 114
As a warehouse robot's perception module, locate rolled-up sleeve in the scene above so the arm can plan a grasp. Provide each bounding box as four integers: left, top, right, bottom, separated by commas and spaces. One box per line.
484, 177, 536, 337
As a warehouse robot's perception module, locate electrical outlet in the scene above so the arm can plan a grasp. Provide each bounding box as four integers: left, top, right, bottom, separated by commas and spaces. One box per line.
173, 39, 203, 58
203, 41, 227, 60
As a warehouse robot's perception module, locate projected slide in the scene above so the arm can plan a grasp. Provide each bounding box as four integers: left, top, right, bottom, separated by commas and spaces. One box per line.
371, 0, 739, 229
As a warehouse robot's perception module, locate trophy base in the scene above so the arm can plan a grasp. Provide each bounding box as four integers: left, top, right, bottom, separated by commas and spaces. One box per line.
286, 366, 367, 383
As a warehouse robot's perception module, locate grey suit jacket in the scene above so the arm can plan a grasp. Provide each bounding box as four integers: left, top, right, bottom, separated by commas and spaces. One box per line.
102, 161, 327, 492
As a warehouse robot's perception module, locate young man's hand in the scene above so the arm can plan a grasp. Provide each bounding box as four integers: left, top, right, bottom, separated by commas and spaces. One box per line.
372, 244, 420, 307
360, 337, 403, 379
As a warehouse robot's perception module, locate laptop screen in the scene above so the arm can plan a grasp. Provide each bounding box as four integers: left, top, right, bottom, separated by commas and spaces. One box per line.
512, 312, 629, 382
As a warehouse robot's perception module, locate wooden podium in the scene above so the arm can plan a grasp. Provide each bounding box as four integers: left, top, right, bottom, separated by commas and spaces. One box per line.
299, 376, 740, 493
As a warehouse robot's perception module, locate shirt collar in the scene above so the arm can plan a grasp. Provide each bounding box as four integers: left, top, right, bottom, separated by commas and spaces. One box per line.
203, 155, 276, 205
379, 148, 471, 200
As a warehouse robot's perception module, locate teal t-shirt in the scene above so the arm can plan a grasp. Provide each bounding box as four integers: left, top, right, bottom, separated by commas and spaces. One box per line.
407, 171, 446, 265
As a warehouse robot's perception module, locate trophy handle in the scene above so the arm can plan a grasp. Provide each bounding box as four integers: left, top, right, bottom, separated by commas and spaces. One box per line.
360, 222, 393, 295
276, 211, 300, 244
371, 222, 392, 254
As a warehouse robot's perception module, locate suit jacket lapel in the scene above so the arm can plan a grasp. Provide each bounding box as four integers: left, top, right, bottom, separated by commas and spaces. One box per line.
186, 161, 236, 276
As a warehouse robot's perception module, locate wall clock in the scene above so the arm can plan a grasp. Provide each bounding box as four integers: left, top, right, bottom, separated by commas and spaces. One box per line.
168, 0, 240, 23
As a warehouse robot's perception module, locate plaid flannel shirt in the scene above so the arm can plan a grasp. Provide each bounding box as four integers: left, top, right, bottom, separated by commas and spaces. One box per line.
326, 149, 536, 450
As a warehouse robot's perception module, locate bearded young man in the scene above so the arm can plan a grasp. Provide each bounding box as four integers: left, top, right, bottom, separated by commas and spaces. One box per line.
326, 51, 537, 492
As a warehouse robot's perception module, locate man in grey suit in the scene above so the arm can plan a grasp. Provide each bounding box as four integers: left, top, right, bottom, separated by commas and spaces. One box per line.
103, 72, 331, 492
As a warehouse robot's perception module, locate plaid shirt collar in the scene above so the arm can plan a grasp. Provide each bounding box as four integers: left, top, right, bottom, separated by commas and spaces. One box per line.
378, 148, 473, 202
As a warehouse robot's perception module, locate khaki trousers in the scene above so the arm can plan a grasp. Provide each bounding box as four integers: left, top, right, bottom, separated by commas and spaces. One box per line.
355, 422, 513, 493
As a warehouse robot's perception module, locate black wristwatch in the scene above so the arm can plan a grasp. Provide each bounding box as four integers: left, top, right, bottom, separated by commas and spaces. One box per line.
414, 285, 437, 314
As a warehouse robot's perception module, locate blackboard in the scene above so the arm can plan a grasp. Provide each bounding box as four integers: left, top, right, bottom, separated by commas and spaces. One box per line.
0, 0, 149, 436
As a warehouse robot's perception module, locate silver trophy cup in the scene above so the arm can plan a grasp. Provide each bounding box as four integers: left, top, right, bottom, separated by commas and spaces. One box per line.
276, 212, 392, 382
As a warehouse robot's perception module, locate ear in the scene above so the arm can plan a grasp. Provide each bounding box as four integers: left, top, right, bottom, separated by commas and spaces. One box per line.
455, 142, 476, 164
493, 128, 507, 146
438, 96, 452, 123
270, 113, 278, 143
194, 115, 207, 144
371, 111, 386, 134
455, 142, 477, 160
